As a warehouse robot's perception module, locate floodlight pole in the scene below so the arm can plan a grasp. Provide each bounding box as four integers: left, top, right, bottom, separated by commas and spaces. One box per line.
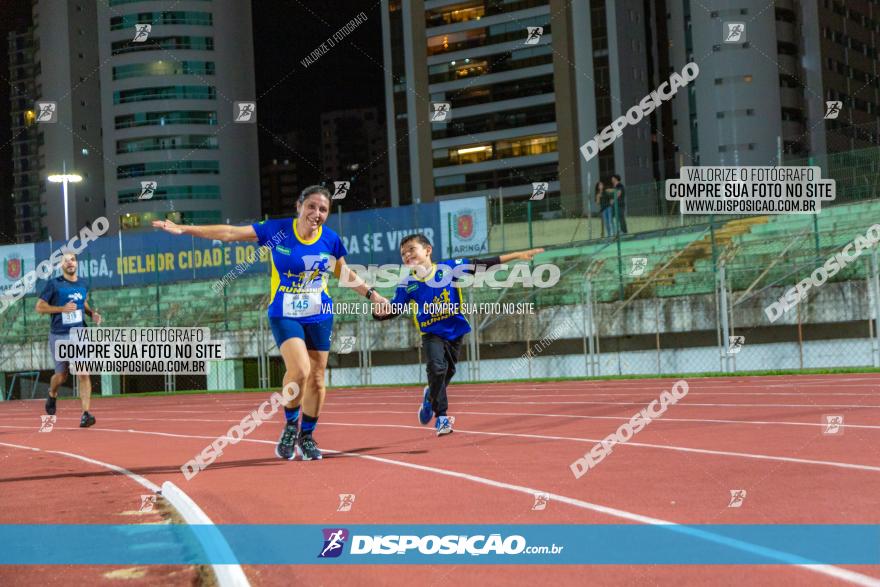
62, 161, 70, 240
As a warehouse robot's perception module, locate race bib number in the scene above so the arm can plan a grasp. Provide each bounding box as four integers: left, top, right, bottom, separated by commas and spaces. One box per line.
282, 292, 321, 318
62, 309, 83, 325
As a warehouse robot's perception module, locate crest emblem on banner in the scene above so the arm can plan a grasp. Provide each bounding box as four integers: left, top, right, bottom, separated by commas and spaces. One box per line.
456, 212, 474, 240
5, 256, 22, 280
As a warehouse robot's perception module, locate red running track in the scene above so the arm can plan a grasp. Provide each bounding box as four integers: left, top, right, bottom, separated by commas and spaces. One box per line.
2, 374, 880, 586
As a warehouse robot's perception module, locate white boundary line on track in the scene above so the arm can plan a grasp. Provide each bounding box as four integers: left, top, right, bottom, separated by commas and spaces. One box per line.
320, 410, 880, 431
0, 421, 876, 472
1, 429, 875, 585
317, 422, 880, 473
0, 441, 160, 492
53, 398, 880, 410
0, 441, 250, 587
322, 400, 880, 409
161, 481, 251, 587
6, 410, 880, 431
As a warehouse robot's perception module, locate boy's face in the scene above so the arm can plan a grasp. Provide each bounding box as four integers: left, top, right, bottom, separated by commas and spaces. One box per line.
400, 240, 432, 267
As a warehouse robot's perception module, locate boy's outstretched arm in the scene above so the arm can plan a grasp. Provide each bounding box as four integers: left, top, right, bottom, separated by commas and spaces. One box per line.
498, 247, 544, 263
466, 248, 544, 271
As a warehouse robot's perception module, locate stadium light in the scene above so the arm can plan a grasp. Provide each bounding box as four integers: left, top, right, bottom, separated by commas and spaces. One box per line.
47, 161, 82, 240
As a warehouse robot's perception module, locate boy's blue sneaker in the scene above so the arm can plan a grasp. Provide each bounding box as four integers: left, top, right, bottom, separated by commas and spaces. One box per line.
418, 386, 432, 425
436, 415, 453, 436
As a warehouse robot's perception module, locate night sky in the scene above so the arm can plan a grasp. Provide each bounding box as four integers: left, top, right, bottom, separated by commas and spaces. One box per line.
251, 0, 384, 168
0, 0, 385, 243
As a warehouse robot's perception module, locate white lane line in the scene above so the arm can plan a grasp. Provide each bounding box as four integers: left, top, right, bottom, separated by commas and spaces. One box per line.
318, 410, 880, 431
161, 481, 251, 587
82, 399, 880, 410
0, 440, 160, 492
317, 422, 880, 474
318, 400, 880, 409
1, 421, 877, 473
0, 441, 249, 587
6, 408, 880, 431
3, 427, 874, 585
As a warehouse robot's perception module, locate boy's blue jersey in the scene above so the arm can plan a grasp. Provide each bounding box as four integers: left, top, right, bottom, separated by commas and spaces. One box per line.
251, 218, 347, 323
390, 258, 472, 340
39, 276, 89, 335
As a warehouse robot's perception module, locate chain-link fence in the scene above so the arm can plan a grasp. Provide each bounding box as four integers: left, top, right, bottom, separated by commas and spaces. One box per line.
2, 165, 880, 396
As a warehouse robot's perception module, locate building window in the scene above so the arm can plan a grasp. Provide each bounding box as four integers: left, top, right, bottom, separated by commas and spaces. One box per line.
113, 60, 215, 81
118, 184, 220, 203
110, 11, 212, 30
115, 110, 218, 129
116, 134, 219, 154
113, 85, 216, 104
117, 160, 220, 178
111, 36, 213, 56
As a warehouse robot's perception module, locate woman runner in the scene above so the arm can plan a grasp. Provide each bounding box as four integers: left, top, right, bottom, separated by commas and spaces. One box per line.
152, 185, 386, 461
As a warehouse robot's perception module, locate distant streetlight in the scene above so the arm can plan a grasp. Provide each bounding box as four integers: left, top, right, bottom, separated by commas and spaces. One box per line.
48, 161, 82, 240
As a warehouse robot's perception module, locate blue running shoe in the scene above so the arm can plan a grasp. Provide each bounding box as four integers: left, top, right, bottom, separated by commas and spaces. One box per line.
418, 386, 432, 425
436, 415, 453, 436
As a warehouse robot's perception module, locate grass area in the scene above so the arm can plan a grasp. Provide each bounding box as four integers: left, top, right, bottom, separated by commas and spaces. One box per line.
80, 366, 880, 398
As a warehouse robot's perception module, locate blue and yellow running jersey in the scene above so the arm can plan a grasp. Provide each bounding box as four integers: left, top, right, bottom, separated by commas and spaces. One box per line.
389, 258, 472, 340
252, 218, 347, 322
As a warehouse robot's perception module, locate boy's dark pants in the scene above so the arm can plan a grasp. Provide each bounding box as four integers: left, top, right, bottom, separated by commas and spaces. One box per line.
423, 333, 463, 416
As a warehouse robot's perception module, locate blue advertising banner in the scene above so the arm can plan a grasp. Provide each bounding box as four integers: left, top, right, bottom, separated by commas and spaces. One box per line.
1, 524, 879, 565
33, 233, 273, 289
15, 202, 445, 293
326, 202, 440, 265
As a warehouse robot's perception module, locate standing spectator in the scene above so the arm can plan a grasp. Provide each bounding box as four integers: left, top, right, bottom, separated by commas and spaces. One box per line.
611, 174, 628, 234
595, 181, 614, 238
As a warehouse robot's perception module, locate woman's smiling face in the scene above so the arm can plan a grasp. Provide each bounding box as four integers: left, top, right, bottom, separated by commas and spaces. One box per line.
297, 192, 331, 230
